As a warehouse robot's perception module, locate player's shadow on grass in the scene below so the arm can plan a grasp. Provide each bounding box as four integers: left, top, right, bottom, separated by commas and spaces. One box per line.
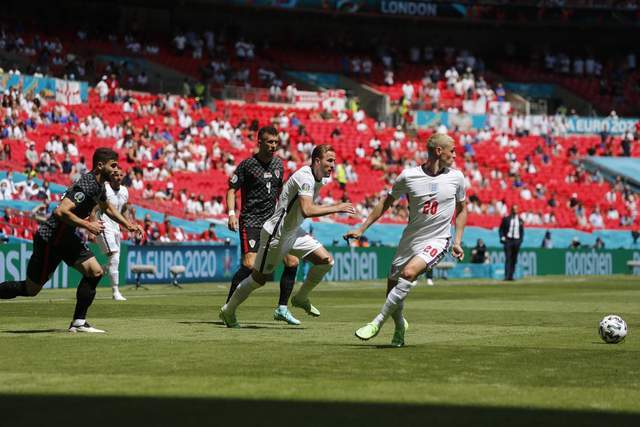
1, 394, 637, 427
178, 321, 305, 330
343, 343, 409, 350
3, 329, 62, 334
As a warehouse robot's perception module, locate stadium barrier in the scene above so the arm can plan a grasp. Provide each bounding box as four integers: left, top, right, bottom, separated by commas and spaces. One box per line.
0, 242, 127, 289
1, 243, 636, 289
124, 244, 237, 284
413, 110, 639, 135
274, 246, 640, 282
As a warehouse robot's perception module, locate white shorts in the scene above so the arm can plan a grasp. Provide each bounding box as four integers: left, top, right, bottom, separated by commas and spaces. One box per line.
255, 227, 322, 274
96, 229, 121, 254
388, 237, 450, 281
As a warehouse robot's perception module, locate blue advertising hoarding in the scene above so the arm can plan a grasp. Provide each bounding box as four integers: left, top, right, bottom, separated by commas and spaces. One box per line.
125, 245, 238, 284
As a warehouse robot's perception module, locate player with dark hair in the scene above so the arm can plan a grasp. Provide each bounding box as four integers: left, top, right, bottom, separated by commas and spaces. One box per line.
220, 144, 356, 328
226, 126, 301, 325
0, 147, 143, 332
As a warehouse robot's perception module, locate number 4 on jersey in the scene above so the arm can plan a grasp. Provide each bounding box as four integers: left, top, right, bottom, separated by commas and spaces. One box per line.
422, 199, 439, 215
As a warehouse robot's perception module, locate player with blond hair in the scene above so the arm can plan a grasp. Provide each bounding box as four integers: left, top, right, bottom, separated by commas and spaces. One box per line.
345, 134, 467, 347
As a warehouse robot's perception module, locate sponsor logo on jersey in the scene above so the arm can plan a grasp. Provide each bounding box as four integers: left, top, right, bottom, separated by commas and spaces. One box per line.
430, 183, 438, 192
74, 192, 85, 203
231, 174, 238, 184
264, 172, 272, 179
249, 239, 256, 248
301, 183, 311, 191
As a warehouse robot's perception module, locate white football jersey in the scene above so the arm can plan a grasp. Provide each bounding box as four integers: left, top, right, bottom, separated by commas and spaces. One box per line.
99, 183, 129, 232
390, 166, 465, 244
263, 165, 323, 238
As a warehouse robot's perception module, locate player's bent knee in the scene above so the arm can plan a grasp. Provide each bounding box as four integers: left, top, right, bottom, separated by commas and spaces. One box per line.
242, 254, 256, 270
88, 268, 104, 278
318, 255, 333, 266
250, 270, 267, 286
399, 269, 418, 282
283, 258, 299, 268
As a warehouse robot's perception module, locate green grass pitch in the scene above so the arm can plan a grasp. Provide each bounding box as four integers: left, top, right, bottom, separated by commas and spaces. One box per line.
1, 276, 638, 426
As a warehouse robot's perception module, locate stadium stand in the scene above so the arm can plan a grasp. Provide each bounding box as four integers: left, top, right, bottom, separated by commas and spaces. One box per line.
0, 13, 638, 245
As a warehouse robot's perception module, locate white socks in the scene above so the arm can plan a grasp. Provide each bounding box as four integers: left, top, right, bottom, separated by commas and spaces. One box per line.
373, 278, 416, 327
295, 262, 332, 301
106, 253, 120, 294
224, 274, 262, 312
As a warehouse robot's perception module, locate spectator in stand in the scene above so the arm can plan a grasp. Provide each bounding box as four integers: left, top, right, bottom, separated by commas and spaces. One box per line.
155, 182, 175, 201
108, 74, 119, 102
96, 76, 109, 102
61, 154, 74, 174
143, 214, 160, 243
384, 69, 394, 86
200, 223, 219, 241
0, 181, 12, 200
36, 181, 51, 201
401, 81, 414, 103
131, 172, 144, 191
335, 163, 347, 191
0, 143, 11, 161
621, 133, 632, 157
142, 183, 155, 199
25, 144, 38, 169
22, 180, 40, 200
157, 215, 173, 242
72, 156, 88, 182
589, 207, 604, 228
496, 83, 506, 102
204, 196, 224, 216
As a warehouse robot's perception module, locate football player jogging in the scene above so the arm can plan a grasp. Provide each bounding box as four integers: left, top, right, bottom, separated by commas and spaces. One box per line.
219, 144, 356, 327
344, 134, 467, 347
0, 148, 143, 332
226, 126, 302, 325
94, 169, 130, 301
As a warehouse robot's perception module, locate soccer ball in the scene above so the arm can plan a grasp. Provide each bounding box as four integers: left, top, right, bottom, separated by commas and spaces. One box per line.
598, 315, 627, 344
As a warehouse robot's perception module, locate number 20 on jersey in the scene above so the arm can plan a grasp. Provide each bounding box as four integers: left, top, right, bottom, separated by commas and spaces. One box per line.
422, 199, 439, 215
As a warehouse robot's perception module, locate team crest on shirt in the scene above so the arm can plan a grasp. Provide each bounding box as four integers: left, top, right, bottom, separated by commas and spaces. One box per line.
275, 170, 280, 179
430, 183, 438, 192
74, 192, 85, 203
301, 183, 311, 191
249, 239, 256, 248
231, 174, 238, 184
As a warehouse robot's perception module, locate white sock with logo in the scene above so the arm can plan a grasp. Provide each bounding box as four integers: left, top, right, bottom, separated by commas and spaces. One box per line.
372, 278, 415, 327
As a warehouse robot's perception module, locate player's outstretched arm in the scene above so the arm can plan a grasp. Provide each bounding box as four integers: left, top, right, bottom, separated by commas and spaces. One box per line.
55, 198, 104, 236
100, 200, 143, 235
344, 194, 395, 240
299, 195, 355, 219
226, 187, 239, 231
451, 200, 467, 260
